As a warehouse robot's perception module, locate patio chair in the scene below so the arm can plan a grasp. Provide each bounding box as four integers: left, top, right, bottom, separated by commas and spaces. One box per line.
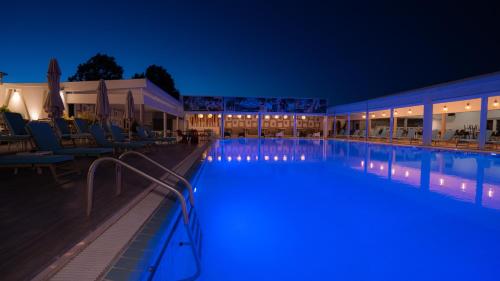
392, 128, 404, 140
54, 118, 92, 143
370, 128, 386, 140
137, 126, 176, 144
457, 130, 492, 148
110, 125, 151, 148
89, 124, 146, 153
1, 112, 32, 150
433, 129, 455, 146
0, 153, 79, 183
26, 121, 113, 157
74, 118, 91, 135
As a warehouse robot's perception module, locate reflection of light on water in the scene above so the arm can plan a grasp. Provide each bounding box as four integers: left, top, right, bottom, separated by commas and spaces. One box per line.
461, 182, 466, 191
264, 155, 269, 161
246, 156, 251, 162
283, 155, 287, 161
361, 160, 364, 167
255, 156, 259, 160
489, 188, 494, 198
217, 156, 221, 161
369, 162, 374, 169
274, 155, 278, 161
202, 153, 207, 159
300, 155, 305, 161
380, 165, 384, 171
439, 178, 445, 186
391, 168, 395, 175
227, 156, 232, 162
405, 170, 410, 177
237, 155, 242, 162
207, 156, 213, 162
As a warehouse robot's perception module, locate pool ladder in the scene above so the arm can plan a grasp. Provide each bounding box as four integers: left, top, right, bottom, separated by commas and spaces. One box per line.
86, 151, 202, 281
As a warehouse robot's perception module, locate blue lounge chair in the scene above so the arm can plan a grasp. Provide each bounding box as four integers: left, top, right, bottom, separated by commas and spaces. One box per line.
89, 124, 147, 153
74, 118, 92, 134
0, 153, 79, 183
1, 112, 32, 150
26, 121, 113, 157
54, 118, 92, 140
110, 125, 151, 147
137, 126, 176, 144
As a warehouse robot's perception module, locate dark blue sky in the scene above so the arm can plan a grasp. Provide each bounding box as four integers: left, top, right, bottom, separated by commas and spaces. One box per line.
1, 1, 500, 105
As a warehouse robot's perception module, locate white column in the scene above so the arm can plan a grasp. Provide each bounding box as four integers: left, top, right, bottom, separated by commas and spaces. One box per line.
333, 115, 337, 137
422, 98, 433, 146
323, 116, 328, 139
258, 113, 262, 138
163, 112, 167, 137
347, 113, 351, 139
478, 96, 489, 149
365, 110, 369, 140
389, 108, 394, 143
220, 113, 225, 137
293, 114, 298, 137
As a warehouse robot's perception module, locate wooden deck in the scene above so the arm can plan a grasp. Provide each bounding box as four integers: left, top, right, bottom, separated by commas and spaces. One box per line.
0, 144, 199, 281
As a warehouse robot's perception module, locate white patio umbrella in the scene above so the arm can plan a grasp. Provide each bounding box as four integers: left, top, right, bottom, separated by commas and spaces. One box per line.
95, 79, 110, 125
125, 90, 135, 139
43, 58, 64, 119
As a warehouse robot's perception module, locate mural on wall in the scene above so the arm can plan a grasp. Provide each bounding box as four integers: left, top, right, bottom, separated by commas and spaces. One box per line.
184, 96, 327, 113
183, 96, 223, 111
225, 97, 267, 112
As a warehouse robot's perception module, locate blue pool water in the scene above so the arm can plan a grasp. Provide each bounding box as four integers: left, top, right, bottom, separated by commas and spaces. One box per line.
160, 139, 500, 281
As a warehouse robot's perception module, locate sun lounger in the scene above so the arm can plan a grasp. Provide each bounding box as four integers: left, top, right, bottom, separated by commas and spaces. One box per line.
1, 112, 32, 150
0, 153, 79, 183
433, 129, 456, 146
137, 126, 176, 144
110, 125, 152, 147
26, 121, 113, 157
54, 118, 92, 141
89, 124, 147, 153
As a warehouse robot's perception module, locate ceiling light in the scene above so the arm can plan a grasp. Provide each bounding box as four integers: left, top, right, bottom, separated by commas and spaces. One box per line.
494, 100, 499, 107
208, 113, 213, 118
407, 108, 412, 114
274, 115, 279, 119
443, 106, 448, 112
394, 110, 398, 116
228, 114, 233, 118
283, 115, 288, 119
465, 103, 471, 110
247, 115, 252, 119
197, 114, 203, 118
301, 116, 306, 120
237, 114, 242, 119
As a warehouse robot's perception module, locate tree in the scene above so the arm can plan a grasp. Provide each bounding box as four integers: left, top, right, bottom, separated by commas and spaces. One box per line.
68, 53, 123, 81
132, 65, 180, 100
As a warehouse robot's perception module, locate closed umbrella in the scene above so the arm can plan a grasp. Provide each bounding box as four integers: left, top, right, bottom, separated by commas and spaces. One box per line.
43, 58, 64, 119
95, 79, 110, 125
125, 90, 135, 139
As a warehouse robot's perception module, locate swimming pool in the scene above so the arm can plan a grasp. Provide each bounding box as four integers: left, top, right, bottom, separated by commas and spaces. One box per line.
155, 138, 500, 281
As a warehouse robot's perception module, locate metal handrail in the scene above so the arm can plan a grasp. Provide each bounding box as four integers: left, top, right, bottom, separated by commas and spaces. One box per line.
85, 157, 201, 280
118, 150, 195, 207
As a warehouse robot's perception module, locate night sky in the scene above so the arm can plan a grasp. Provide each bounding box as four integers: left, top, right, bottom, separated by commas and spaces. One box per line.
1, 1, 500, 105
